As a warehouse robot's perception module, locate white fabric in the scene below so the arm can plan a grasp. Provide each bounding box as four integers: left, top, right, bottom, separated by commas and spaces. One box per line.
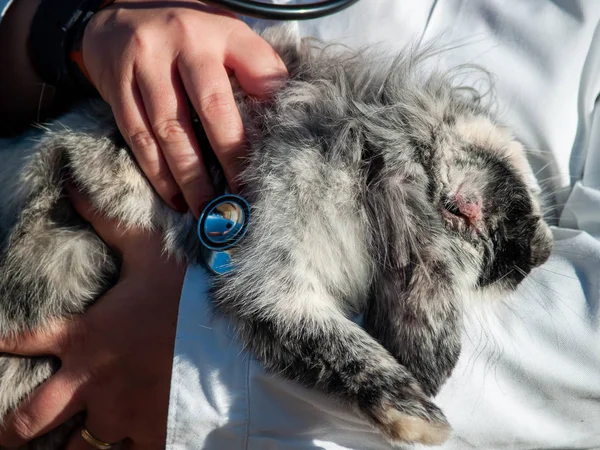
167, 264, 393, 450
168, 1, 600, 448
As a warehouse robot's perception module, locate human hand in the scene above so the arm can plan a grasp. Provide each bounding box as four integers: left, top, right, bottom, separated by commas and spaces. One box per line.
0, 185, 186, 449
82, 0, 288, 217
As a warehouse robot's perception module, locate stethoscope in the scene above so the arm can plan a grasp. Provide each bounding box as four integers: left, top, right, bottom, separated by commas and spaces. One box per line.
202, 0, 359, 20
196, 0, 358, 274
197, 194, 250, 274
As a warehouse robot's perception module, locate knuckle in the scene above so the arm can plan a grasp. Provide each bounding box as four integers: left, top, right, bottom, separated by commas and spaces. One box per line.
165, 11, 195, 39
11, 412, 37, 441
128, 129, 156, 151
198, 92, 234, 120
144, 163, 172, 185
127, 27, 152, 54
226, 20, 250, 38
3, 339, 19, 355
86, 361, 111, 388
174, 162, 204, 190
152, 119, 190, 144
129, 32, 145, 52
62, 319, 89, 354
114, 67, 135, 93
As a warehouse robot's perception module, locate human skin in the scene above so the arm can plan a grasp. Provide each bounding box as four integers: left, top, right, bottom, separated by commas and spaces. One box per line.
0, 185, 186, 449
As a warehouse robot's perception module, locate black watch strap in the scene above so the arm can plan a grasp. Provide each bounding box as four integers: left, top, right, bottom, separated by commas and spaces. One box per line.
28, 0, 114, 92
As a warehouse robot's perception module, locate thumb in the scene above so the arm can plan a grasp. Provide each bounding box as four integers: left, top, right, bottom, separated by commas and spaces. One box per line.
225, 34, 289, 99
65, 181, 142, 253
65, 181, 100, 225
0, 318, 72, 357
66, 182, 166, 269
66, 181, 118, 238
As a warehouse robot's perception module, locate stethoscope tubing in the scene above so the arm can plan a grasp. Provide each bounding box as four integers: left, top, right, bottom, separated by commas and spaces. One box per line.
203, 0, 360, 20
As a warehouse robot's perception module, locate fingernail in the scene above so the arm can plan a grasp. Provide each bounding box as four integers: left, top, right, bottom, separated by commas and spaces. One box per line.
171, 194, 189, 214
196, 196, 214, 219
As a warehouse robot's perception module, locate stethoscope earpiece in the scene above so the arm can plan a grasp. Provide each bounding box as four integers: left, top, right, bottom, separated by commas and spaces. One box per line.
197, 194, 250, 274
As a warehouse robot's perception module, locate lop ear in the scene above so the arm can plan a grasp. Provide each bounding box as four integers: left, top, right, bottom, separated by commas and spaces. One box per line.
258, 23, 303, 73
455, 115, 536, 171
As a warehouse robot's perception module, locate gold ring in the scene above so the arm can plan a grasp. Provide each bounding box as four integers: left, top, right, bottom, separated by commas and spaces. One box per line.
80, 427, 116, 449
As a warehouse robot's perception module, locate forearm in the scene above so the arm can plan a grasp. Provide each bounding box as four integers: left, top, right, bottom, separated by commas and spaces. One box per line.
0, 0, 55, 134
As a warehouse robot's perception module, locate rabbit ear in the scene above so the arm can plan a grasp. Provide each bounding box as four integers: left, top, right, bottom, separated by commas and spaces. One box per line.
259, 23, 303, 72
453, 115, 540, 195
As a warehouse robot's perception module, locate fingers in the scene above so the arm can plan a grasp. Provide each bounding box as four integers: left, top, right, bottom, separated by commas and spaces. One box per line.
65, 182, 163, 260
0, 319, 70, 357
179, 29, 288, 193
66, 182, 96, 225
136, 64, 215, 217
67, 420, 126, 450
86, 9, 289, 215
178, 55, 245, 193
110, 78, 186, 215
0, 371, 84, 447
65, 182, 125, 252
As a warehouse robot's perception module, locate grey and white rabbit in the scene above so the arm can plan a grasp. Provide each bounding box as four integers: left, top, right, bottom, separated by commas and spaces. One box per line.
0, 25, 552, 449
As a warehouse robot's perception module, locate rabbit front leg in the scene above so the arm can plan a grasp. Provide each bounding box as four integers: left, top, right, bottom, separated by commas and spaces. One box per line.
212, 276, 452, 446
363, 255, 463, 398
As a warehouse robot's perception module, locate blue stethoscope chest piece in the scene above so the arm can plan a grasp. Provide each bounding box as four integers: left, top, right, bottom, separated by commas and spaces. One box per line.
197, 194, 251, 274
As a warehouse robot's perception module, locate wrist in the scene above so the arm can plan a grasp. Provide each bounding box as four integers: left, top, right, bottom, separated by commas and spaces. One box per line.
27, 0, 115, 91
